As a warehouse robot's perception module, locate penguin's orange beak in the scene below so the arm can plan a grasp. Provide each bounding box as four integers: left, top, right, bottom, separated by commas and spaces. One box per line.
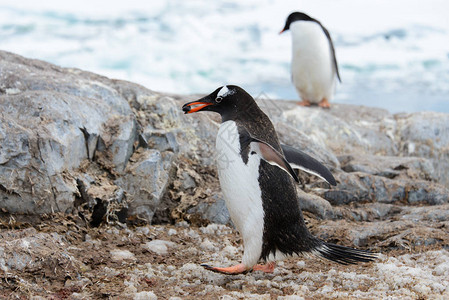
279, 29, 285, 34
182, 101, 213, 114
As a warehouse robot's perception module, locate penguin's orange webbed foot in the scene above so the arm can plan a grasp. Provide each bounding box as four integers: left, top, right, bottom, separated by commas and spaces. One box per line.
252, 262, 276, 273
297, 99, 311, 107
201, 263, 249, 275
318, 98, 331, 108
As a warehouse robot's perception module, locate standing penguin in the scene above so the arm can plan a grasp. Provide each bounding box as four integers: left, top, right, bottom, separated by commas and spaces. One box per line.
182, 85, 375, 274
280, 12, 341, 108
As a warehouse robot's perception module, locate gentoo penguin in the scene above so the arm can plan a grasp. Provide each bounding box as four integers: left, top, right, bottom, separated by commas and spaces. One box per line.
182, 86, 375, 274
280, 12, 341, 108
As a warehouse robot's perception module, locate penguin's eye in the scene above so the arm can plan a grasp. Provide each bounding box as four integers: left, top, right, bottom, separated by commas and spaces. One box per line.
216, 96, 223, 103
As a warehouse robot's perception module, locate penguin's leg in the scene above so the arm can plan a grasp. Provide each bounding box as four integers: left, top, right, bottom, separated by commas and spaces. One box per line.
253, 262, 276, 273
318, 98, 331, 108
201, 220, 263, 275
297, 99, 311, 106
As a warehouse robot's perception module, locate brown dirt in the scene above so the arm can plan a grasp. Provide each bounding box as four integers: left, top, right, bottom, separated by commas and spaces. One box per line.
1, 213, 448, 299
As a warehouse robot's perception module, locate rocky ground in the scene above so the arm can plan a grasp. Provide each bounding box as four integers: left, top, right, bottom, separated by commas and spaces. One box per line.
1, 214, 448, 299
1, 50, 449, 299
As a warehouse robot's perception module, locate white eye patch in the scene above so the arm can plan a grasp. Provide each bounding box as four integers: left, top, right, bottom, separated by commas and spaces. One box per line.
217, 85, 235, 99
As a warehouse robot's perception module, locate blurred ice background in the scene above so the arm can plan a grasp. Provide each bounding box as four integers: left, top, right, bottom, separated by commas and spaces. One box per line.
0, 0, 448, 113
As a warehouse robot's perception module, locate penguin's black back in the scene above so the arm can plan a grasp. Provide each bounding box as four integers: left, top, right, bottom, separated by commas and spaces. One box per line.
258, 160, 319, 260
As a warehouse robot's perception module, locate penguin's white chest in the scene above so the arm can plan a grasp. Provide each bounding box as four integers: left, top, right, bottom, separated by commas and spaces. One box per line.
216, 121, 264, 264
290, 21, 336, 103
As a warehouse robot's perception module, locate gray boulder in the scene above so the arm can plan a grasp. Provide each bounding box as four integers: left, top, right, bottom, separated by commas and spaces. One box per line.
115, 149, 175, 222
282, 104, 398, 156
323, 171, 448, 206
2, 50, 449, 238
338, 154, 436, 181
396, 112, 449, 187
187, 195, 232, 226
0, 51, 161, 222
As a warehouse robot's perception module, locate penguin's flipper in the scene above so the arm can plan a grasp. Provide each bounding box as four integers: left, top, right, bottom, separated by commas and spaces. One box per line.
252, 138, 300, 183
318, 22, 341, 83
281, 144, 337, 186
238, 126, 299, 183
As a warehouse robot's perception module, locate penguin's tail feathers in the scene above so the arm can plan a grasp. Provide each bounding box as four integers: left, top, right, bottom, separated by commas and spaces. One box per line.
313, 242, 377, 265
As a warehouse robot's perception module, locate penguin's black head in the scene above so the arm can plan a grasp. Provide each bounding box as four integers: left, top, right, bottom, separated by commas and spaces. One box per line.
280, 12, 314, 34
182, 85, 256, 121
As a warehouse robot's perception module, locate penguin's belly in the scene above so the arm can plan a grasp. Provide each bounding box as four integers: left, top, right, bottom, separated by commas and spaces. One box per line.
290, 22, 335, 103
216, 121, 264, 263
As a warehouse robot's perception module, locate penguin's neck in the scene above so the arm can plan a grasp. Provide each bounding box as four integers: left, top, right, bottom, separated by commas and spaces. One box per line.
220, 101, 259, 123
220, 105, 282, 153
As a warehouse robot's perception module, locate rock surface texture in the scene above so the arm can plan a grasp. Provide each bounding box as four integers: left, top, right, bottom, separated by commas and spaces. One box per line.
1, 51, 449, 298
